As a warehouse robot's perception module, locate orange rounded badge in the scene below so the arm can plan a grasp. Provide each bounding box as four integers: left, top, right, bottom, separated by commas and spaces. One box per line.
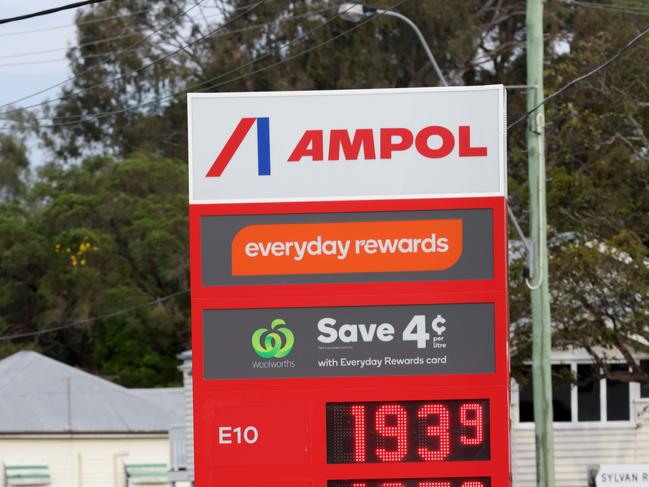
231, 219, 463, 276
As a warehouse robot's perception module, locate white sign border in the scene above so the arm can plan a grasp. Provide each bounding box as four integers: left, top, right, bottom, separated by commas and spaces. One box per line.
187, 85, 507, 205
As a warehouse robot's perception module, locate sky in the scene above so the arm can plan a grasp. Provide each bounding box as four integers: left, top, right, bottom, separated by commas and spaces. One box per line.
0, 1, 78, 165
0, 1, 77, 109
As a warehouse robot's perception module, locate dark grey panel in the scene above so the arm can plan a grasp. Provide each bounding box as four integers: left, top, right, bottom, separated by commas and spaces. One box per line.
203, 303, 495, 380
200, 209, 493, 286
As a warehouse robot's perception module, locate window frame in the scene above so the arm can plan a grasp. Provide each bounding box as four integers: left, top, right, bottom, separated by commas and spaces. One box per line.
513, 360, 637, 429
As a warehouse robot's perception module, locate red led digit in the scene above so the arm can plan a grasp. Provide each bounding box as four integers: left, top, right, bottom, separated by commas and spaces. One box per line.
375, 404, 408, 462
351, 483, 367, 487
380, 483, 406, 487
461, 483, 485, 487
417, 403, 450, 461
419, 482, 451, 487
459, 402, 484, 445
350, 405, 367, 462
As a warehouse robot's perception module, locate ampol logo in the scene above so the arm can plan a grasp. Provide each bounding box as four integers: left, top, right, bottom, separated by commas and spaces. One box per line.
251, 318, 295, 359
206, 117, 270, 177
206, 118, 488, 178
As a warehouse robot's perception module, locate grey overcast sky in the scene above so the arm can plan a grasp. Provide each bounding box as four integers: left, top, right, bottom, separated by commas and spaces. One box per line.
1, 1, 78, 165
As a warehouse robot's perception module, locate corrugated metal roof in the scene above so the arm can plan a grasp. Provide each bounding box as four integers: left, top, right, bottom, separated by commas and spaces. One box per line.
0, 351, 183, 433
131, 388, 184, 420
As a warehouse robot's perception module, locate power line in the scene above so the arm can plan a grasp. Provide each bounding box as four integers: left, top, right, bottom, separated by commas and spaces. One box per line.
0, 0, 260, 116
508, 23, 649, 129
571, 0, 649, 16
0, 6, 332, 69
0, 0, 257, 38
0, 8, 229, 61
0, 0, 109, 26
0, 2, 409, 342
0, 0, 212, 111
186, 3, 399, 95
0, 290, 188, 341
8, 0, 405, 130
0, 58, 68, 69
0, 8, 149, 37
2, 1, 340, 122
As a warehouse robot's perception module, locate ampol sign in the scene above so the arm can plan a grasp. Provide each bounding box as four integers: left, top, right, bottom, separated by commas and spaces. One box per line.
188, 86, 506, 203
188, 86, 510, 487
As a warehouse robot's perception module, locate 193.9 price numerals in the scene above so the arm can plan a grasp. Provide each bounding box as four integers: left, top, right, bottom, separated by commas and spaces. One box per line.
326, 400, 490, 464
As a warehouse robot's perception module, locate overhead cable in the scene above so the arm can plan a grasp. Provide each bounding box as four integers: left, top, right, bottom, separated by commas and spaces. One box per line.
6, 0, 400, 129
570, 0, 649, 16
0, 8, 149, 37
0, 8, 243, 61
0, 1, 338, 121
508, 23, 649, 129
0, 0, 212, 112
0, 6, 337, 69
0, 3, 410, 342
0, 32, 141, 61
0, 290, 188, 341
0, 0, 109, 26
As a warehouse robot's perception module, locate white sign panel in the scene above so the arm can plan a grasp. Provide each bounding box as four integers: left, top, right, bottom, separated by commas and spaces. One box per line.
188, 86, 506, 204
596, 465, 649, 487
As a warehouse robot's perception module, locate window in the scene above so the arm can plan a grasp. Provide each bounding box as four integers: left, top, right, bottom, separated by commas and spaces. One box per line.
518, 364, 572, 423
517, 362, 632, 424
124, 463, 169, 486
577, 364, 600, 421
518, 367, 534, 423
641, 359, 649, 399
607, 364, 630, 421
4, 465, 51, 486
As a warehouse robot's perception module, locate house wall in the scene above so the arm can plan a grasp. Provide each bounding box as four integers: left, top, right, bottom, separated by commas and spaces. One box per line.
511, 387, 649, 486
180, 354, 194, 482
0, 434, 173, 487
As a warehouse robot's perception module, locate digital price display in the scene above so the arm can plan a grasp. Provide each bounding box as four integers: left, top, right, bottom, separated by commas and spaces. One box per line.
326, 400, 490, 464
328, 478, 490, 487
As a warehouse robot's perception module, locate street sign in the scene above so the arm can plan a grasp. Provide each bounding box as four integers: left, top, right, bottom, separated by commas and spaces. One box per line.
188, 86, 510, 487
202, 302, 497, 380
595, 465, 649, 487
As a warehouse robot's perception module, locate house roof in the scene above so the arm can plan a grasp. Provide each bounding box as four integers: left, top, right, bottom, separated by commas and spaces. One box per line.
131, 387, 184, 417
0, 351, 182, 434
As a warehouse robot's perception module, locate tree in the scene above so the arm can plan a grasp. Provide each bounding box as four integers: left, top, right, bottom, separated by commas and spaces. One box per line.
0, 153, 189, 386
0, 135, 29, 202
40, 0, 532, 161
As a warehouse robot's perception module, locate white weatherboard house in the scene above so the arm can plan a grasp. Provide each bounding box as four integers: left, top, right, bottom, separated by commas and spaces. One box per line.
0, 351, 187, 487
511, 350, 649, 487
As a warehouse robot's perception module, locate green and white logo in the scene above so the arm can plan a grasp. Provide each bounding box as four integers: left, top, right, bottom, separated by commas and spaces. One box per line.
251, 318, 295, 359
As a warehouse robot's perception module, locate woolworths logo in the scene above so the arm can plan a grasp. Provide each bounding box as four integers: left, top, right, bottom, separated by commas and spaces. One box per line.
251, 318, 294, 359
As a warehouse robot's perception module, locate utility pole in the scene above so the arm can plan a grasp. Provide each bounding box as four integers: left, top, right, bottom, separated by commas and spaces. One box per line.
526, 1, 555, 487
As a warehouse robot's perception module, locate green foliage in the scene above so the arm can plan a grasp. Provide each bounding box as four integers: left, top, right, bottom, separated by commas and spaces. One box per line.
0, 153, 188, 386
0, 135, 29, 202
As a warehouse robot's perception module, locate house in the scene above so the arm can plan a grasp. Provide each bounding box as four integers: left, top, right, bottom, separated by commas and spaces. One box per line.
510, 350, 649, 487
0, 351, 186, 487
168, 352, 193, 486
